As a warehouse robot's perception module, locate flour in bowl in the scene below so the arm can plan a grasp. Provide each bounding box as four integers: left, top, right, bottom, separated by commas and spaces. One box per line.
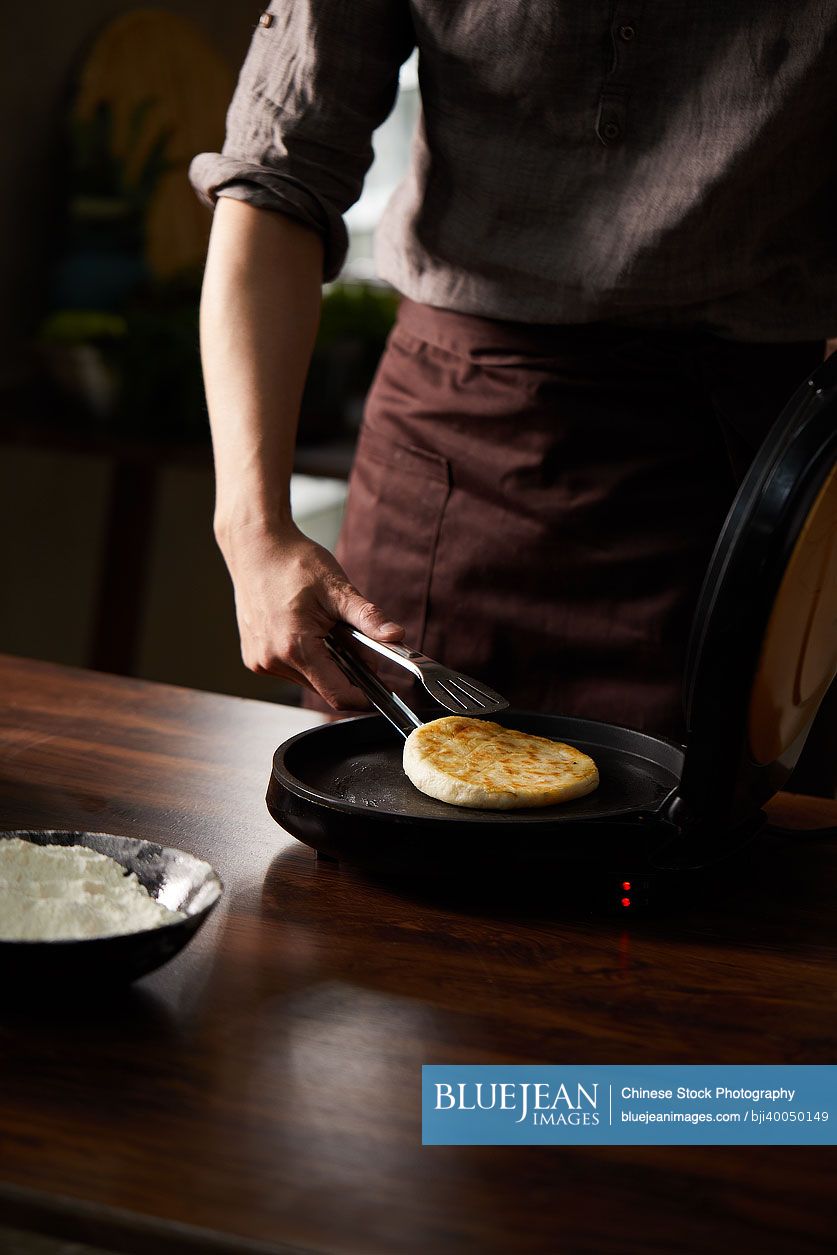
0, 838, 185, 941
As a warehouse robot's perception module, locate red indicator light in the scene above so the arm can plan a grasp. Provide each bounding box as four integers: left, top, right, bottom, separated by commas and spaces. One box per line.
621, 880, 631, 891
621, 897, 631, 908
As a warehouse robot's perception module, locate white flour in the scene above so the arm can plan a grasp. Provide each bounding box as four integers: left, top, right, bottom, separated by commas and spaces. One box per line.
0, 838, 185, 941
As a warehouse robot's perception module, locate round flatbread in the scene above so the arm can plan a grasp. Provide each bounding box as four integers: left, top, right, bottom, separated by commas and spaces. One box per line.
403, 716, 599, 810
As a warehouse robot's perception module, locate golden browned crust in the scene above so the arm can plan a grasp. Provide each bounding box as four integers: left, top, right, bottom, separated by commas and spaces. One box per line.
402, 717, 599, 810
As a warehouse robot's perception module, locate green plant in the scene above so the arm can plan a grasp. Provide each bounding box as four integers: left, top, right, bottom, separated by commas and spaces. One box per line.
317, 281, 399, 346
41, 310, 127, 344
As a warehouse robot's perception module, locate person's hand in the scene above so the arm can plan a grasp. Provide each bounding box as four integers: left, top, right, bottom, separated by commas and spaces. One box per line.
218, 518, 405, 708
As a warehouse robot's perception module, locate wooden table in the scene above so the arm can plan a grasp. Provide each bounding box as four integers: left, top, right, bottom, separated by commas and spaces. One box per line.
0, 655, 835, 1255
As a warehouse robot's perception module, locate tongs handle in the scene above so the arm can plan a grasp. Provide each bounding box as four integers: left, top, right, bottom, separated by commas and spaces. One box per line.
324, 624, 423, 741
342, 627, 430, 677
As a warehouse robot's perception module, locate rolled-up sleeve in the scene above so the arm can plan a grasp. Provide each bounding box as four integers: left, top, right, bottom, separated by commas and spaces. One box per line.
189, 0, 415, 280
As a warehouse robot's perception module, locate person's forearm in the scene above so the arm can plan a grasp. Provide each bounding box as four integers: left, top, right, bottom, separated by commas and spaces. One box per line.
200, 197, 324, 547
197, 196, 403, 706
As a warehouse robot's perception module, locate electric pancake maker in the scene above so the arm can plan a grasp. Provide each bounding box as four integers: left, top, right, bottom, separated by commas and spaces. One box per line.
266, 354, 837, 911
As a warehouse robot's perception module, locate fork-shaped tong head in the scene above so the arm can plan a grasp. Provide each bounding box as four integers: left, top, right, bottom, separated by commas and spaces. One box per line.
332, 624, 510, 717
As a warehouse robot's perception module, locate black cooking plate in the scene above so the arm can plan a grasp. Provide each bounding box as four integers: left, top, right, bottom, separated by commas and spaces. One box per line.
268, 711, 683, 872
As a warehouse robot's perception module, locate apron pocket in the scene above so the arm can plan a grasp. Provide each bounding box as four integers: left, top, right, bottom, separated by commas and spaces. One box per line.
336, 423, 451, 653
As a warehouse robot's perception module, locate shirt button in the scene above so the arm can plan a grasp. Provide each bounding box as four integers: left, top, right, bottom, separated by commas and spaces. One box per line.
603, 121, 622, 141
258, 11, 274, 27
619, 25, 636, 41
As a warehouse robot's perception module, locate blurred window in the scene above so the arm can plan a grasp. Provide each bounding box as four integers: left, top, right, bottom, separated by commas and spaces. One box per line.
344, 52, 419, 279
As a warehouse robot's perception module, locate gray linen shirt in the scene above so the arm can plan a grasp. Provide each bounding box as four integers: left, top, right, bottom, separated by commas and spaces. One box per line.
190, 1, 837, 340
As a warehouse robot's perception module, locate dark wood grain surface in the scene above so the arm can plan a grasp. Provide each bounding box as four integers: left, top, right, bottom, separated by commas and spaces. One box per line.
0, 654, 835, 1255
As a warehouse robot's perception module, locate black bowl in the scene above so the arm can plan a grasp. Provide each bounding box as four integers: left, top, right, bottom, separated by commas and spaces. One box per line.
0, 830, 223, 984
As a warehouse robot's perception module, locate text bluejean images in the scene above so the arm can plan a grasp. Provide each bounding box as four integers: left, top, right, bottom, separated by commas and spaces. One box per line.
422, 1066, 837, 1145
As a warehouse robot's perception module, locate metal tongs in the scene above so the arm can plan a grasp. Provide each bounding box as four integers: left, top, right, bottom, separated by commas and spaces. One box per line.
324, 624, 509, 740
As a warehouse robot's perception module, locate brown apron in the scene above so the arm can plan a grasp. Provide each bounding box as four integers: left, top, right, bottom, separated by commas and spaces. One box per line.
324, 299, 821, 739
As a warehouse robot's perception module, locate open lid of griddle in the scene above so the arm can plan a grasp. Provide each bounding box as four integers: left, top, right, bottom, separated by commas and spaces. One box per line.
673, 352, 837, 833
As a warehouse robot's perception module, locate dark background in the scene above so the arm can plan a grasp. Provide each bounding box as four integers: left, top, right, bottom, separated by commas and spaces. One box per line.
1, 2, 266, 698
0, 1, 396, 703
